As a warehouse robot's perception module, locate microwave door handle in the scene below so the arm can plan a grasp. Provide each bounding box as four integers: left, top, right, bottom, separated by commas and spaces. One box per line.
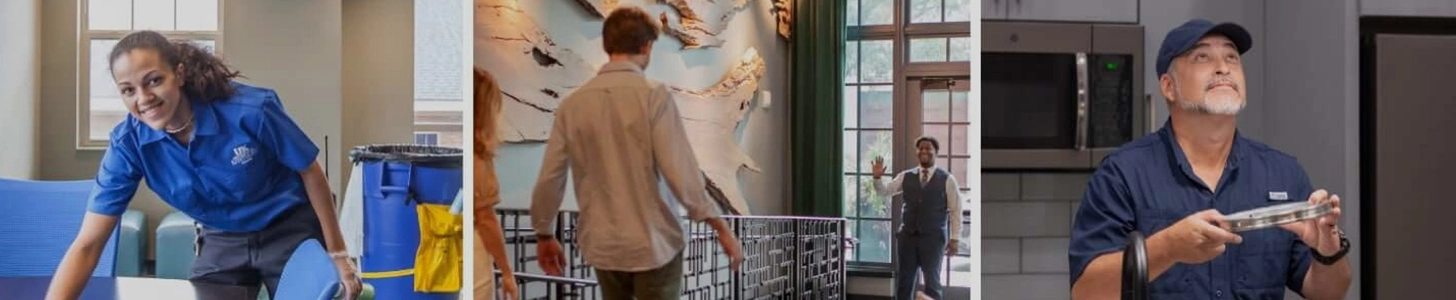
1147, 94, 1156, 134
1075, 52, 1090, 151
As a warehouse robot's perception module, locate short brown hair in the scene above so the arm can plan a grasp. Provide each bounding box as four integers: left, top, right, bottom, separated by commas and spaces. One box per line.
602, 6, 660, 55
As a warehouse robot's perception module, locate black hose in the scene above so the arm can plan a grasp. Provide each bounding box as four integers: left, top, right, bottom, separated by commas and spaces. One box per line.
1122, 231, 1148, 300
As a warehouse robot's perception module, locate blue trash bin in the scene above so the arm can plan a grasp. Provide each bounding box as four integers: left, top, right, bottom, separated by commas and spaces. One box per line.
351, 144, 462, 300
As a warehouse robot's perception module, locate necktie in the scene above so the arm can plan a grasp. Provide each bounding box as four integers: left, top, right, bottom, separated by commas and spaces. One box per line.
921, 168, 931, 186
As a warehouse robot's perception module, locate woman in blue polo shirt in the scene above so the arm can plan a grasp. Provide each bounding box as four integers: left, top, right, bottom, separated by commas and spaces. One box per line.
47, 31, 362, 300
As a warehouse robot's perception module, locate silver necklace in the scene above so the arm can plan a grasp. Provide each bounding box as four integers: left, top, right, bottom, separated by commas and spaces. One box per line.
165, 119, 193, 134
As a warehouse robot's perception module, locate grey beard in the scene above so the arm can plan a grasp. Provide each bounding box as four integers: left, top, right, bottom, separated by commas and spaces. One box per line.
1177, 93, 1245, 115
1171, 73, 1245, 115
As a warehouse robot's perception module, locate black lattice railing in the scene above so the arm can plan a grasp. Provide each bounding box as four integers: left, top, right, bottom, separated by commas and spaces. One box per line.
490, 209, 849, 300
495, 270, 599, 300
791, 217, 848, 299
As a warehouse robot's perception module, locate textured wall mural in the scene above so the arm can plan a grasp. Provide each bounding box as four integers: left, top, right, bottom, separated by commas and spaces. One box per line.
668, 49, 766, 215
573, 0, 618, 18
773, 0, 790, 39
575, 0, 753, 49
476, 0, 768, 214
660, 0, 752, 49
476, 0, 596, 143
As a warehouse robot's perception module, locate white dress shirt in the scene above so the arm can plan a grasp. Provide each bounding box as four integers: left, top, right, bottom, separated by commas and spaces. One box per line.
872, 166, 965, 241
531, 61, 722, 272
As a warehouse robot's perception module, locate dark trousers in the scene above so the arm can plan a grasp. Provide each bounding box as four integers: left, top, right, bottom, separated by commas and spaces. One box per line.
594, 251, 684, 300
895, 232, 947, 300
190, 204, 325, 300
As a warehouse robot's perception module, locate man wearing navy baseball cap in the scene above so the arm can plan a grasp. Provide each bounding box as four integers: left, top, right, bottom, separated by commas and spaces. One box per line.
1069, 19, 1352, 299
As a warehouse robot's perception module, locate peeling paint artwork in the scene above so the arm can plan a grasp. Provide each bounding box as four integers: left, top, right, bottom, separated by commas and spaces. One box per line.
573, 0, 617, 18
773, 0, 791, 39
476, 0, 596, 142
476, 0, 766, 215
668, 48, 767, 215
660, 0, 751, 49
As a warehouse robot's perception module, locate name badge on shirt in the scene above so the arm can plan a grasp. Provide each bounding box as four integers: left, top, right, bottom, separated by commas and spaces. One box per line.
1268, 191, 1290, 201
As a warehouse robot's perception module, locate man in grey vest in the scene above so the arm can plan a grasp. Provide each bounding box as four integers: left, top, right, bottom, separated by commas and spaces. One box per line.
872, 136, 965, 300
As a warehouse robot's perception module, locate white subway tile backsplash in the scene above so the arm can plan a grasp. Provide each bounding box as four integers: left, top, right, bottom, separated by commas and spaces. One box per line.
1022, 238, 1071, 273
983, 202, 1073, 237
1021, 173, 1092, 201
983, 274, 1071, 300
982, 238, 1021, 274
983, 173, 1021, 201
973, 171, 1095, 298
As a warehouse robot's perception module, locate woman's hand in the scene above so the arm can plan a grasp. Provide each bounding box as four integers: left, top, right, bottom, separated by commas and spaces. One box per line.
46, 213, 120, 300
303, 161, 362, 300
332, 256, 363, 300
500, 272, 519, 299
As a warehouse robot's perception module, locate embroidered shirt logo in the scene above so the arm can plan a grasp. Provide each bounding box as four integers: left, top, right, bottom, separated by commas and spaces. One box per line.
1269, 191, 1289, 201
231, 145, 256, 166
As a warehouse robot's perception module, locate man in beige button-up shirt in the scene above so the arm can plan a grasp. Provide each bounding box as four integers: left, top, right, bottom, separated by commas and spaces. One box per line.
529, 6, 744, 300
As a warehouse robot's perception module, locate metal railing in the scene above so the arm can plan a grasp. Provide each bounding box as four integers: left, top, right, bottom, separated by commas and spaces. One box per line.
489, 209, 849, 300
494, 270, 599, 300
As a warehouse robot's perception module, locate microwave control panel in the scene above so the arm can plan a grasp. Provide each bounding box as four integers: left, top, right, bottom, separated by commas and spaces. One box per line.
1088, 54, 1135, 148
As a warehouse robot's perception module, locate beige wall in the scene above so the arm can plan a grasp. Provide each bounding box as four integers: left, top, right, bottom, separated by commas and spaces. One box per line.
222, 0, 345, 194
38, 0, 344, 259
0, 0, 39, 179
39, 0, 119, 188
342, 0, 416, 187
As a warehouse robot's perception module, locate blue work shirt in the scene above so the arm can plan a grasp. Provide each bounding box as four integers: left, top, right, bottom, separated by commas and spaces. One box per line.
88, 82, 320, 232
1070, 120, 1315, 299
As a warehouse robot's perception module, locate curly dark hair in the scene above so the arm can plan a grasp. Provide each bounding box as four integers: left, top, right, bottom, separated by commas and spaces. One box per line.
108, 30, 242, 102
916, 136, 940, 152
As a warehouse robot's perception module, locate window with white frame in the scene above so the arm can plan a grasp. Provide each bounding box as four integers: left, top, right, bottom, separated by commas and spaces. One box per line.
413, 0, 465, 148
843, 0, 971, 268
80, 0, 222, 149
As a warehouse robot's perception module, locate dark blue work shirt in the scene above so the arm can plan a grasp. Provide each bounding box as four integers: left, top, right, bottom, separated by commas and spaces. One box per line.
1070, 121, 1314, 299
87, 82, 320, 232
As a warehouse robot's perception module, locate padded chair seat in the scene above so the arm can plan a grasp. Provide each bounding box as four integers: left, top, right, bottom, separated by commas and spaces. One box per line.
118, 209, 146, 277
155, 212, 197, 280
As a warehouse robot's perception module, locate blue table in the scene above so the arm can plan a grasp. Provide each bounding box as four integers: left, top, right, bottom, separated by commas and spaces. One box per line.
0, 276, 197, 300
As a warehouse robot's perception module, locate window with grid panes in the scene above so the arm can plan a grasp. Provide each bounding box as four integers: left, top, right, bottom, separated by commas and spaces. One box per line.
80, 0, 221, 149
842, 0, 970, 265
920, 81, 972, 221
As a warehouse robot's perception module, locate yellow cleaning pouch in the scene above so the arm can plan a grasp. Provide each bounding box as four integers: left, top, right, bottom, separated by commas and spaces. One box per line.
414, 203, 463, 292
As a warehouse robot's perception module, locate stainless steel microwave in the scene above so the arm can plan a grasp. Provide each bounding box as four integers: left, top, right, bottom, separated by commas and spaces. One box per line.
982, 22, 1146, 169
